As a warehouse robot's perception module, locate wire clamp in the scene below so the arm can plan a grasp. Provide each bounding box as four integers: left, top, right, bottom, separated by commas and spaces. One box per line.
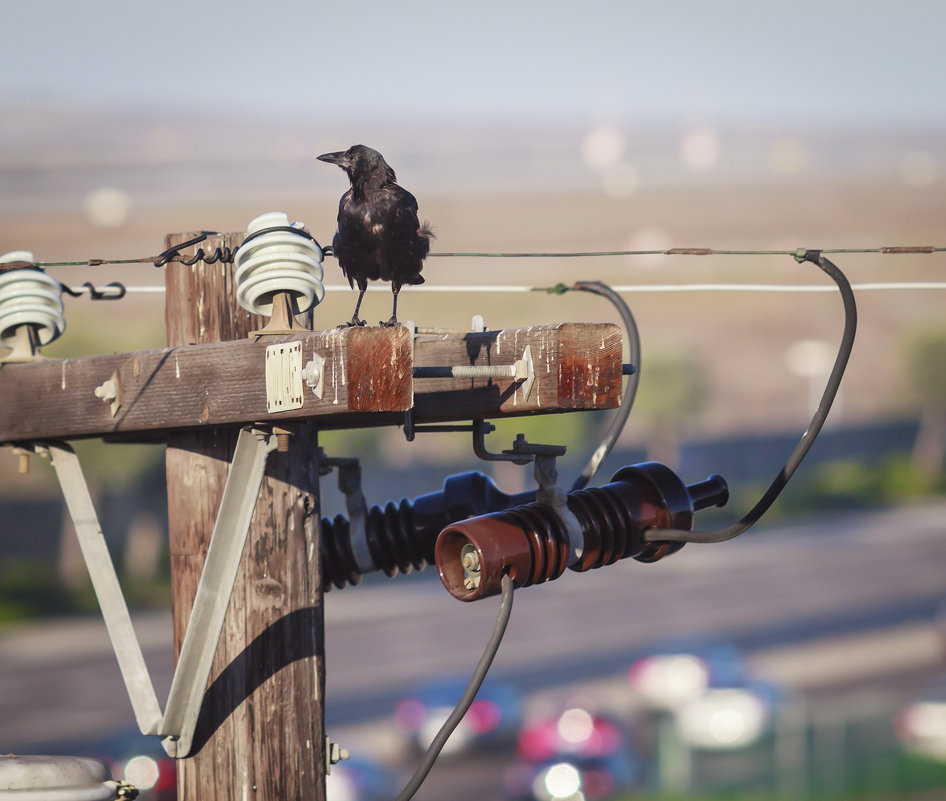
320, 454, 373, 574
533, 453, 584, 565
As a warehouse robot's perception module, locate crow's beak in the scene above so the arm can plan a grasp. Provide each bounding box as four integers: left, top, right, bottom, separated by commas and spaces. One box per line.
317, 151, 347, 167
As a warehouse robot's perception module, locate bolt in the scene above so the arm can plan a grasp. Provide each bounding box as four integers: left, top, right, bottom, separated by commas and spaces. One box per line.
13, 448, 29, 474
274, 426, 292, 452
326, 737, 351, 773
116, 783, 139, 800
461, 544, 481, 590
94, 379, 117, 402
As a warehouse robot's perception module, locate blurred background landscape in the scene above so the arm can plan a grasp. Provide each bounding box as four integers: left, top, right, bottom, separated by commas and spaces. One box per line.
1, 1, 945, 799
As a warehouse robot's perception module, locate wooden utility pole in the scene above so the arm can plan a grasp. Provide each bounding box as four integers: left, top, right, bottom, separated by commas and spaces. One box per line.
0, 229, 624, 801
164, 233, 326, 801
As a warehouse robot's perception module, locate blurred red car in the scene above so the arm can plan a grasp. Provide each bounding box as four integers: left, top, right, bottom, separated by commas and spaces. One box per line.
504, 706, 643, 801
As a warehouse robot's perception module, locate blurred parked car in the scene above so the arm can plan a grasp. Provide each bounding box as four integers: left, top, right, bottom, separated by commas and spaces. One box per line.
673, 679, 781, 751
504, 706, 643, 801
628, 638, 745, 712
394, 676, 523, 756
628, 638, 782, 752
897, 677, 946, 762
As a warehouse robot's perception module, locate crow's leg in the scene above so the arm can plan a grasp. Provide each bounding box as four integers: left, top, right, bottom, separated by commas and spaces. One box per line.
342, 288, 367, 327
381, 286, 401, 327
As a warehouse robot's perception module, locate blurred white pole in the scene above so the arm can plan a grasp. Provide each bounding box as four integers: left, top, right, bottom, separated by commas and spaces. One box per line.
775, 692, 808, 799
657, 713, 692, 795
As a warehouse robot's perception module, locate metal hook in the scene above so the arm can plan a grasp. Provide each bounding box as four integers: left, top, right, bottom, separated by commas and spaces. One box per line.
59, 281, 127, 300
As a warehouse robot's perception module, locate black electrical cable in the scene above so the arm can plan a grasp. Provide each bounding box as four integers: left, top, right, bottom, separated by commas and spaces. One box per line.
392, 573, 514, 801
644, 250, 857, 544
565, 281, 642, 492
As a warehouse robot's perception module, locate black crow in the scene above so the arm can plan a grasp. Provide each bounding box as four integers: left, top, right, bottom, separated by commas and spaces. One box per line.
317, 145, 433, 326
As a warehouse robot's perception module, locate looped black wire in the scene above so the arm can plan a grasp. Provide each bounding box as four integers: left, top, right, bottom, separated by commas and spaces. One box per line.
59, 281, 127, 300
153, 232, 235, 267
153, 227, 326, 268
643, 248, 857, 545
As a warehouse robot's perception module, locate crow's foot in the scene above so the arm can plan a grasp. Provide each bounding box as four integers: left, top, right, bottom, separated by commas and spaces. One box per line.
379, 317, 402, 327
337, 316, 367, 329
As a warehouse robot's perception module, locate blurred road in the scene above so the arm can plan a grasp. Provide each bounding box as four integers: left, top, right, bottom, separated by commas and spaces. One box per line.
1, 502, 944, 765
324, 501, 946, 722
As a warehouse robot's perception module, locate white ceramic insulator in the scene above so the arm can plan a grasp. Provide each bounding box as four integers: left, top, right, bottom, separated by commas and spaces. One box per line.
234, 212, 325, 317
0, 251, 66, 347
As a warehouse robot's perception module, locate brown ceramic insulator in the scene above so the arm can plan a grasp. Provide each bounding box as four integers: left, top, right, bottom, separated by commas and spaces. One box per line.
437, 505, 570, 602
436, 462, 729, 601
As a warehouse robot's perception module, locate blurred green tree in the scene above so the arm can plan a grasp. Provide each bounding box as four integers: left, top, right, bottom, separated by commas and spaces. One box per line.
633, 350, 708, 467
903, 325, 946, 474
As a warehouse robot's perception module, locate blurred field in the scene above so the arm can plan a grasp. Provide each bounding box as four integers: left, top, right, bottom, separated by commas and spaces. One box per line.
1, 110, 943, 499
4, 171, 942, 435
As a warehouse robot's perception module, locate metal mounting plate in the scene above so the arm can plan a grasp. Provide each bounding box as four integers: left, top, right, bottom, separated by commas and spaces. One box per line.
265, 341, 304, 413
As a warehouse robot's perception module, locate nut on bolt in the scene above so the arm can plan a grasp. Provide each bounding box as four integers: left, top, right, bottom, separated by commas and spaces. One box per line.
325, 736, 350, 774
461, 543, 481, 590
273, 426, 292, 453
115, 782, 139, 800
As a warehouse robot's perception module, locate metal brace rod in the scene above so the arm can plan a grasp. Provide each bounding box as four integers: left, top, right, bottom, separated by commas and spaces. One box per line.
46, 442, 165, 736
412, 344, 536, 401
160, 427, 277, 757
39, 428, 277, 758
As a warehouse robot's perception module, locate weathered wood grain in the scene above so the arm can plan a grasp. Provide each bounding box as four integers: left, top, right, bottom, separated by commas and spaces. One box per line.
0, 327, 414, 443
410, 322, 622, 421
0, 323, 620, 443
164, 233, 325, 801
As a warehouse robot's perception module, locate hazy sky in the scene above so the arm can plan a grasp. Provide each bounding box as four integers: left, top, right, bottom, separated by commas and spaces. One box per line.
5, 0, 945, 126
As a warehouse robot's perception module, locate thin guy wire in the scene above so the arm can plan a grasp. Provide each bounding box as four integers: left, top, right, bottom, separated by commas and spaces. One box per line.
16, 245, 946, 269
64, 282, 946, 297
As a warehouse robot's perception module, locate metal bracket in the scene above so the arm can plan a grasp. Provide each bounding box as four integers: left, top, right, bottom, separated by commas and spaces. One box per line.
43, 442, 163, 736
472, 420, 567, 465
265, 341, 304, 413
30, 427, 278, 759
401, 409, 489, 442
319, 454, 372, 574
533, 454, 584, 566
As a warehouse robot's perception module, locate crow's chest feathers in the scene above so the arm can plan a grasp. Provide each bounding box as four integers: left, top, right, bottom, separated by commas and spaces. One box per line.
340, 196, 391, 248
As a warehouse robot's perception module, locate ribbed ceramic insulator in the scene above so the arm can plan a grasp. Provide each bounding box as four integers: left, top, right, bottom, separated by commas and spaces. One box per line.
233, 212, 324, 317
0, 251, 66, 349
436, 463, 729, 601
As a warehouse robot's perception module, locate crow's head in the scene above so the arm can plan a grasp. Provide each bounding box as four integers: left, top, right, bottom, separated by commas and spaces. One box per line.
317, 144, 396, 186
